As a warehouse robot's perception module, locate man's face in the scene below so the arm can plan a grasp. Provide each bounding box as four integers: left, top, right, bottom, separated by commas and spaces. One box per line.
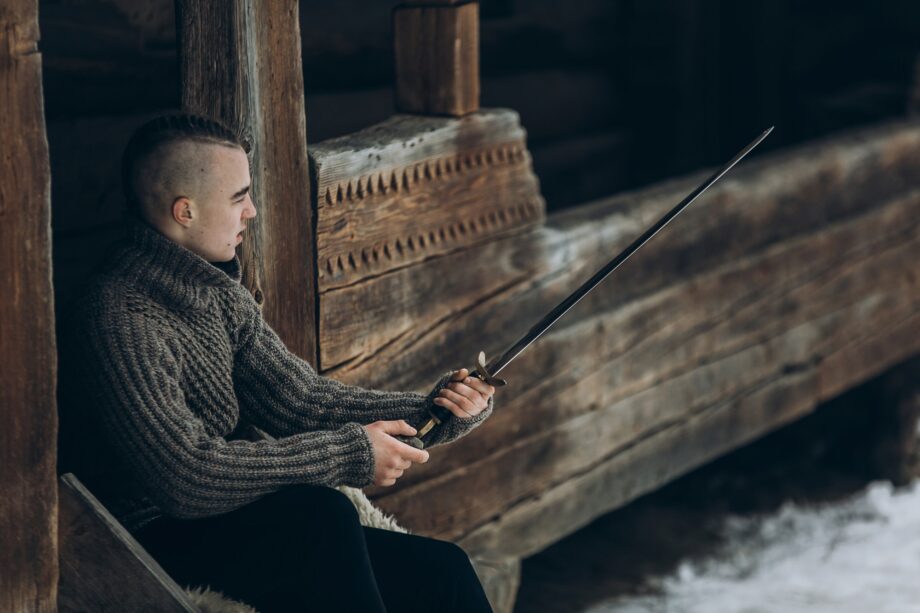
179, 144, 257, 262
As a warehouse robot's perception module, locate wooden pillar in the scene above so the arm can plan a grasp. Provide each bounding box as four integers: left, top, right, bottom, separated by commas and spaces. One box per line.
394, 0, 480, 116
871, 358, 920, 485
0, 0, 58, 610
176, 0, 318, 365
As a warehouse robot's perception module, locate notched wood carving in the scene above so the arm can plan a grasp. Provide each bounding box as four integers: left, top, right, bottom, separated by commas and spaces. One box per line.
310, 109, 546, 292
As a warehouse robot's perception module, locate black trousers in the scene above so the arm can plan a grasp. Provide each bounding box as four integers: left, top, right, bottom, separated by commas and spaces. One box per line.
134, 484, 493, 612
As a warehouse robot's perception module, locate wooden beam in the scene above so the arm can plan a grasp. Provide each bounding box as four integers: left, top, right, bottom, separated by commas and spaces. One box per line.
0, 1, 58, 610
394, 1, 480, 116
309, 109, 545, 370
305, 118, 920, 558
375, 194, 920, 544
57, 475, 199, 612
319, 120, 920, 391
176, 0, 318, 364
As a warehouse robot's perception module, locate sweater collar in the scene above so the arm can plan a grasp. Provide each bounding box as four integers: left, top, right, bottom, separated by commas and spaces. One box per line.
106, 215, 242, 310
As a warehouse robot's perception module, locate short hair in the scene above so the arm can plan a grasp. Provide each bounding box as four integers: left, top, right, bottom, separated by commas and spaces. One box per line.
121, 113, 248, 218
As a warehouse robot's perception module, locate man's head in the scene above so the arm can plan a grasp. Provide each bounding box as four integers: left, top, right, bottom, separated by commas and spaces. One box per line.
122, 114, 257, 262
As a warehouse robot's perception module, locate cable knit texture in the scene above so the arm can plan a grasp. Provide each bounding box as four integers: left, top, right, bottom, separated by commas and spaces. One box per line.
60, 216, 492, 532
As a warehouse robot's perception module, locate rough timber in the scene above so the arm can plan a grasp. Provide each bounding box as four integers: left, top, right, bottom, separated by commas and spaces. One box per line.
311, 113, 920, 610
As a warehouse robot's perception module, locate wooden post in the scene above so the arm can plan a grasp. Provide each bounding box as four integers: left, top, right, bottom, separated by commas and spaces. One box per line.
394, 0, 480, 116
0, 0, 58, 610
176, 0, 318, 365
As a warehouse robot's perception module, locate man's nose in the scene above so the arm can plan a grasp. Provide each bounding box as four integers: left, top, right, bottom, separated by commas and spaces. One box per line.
245, 195, 257, 218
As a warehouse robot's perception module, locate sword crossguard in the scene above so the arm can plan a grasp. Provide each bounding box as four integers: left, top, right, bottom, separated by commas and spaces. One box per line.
473, 351, 507, 387
395, 351, 506, 450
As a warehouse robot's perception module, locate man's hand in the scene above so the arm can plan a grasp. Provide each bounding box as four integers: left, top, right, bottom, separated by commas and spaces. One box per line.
363, 420, 430, 487
434, 368, 495, 420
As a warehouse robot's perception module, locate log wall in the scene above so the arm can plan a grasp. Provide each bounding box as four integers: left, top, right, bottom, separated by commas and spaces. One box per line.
311, 118, 920, 568
36, 2, 920, 610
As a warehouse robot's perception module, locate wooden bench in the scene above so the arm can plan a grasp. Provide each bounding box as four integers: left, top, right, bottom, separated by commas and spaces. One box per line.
58, 473, 200, 612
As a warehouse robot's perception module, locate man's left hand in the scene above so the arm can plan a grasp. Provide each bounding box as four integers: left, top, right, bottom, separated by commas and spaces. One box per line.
433, 368, 494, 419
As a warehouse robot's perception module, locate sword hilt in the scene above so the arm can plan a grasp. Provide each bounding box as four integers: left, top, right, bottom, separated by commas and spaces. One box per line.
394, 352, 506, 450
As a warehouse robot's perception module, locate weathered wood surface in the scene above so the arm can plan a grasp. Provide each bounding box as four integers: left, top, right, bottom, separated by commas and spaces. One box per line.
310, 109, 545, 369
309, 120, 920, 562
176, 0, 318, 363
470, 556, 520, 613
324, 120, 919, 390
377, 192, 920, 548
394, 1, 479, 116
0, 1, 58, 610
57, 474, 198, 612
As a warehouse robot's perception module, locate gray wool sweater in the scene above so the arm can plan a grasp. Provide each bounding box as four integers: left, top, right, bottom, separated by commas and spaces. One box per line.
62, 216, 492, 532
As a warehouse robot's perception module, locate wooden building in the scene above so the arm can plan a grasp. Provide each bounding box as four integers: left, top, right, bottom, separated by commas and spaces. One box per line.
2, 1, 919, 611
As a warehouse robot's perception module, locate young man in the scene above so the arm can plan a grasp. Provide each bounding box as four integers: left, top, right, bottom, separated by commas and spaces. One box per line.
60, 114, 495, 611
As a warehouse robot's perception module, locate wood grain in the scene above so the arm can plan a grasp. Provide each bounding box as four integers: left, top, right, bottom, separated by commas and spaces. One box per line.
176, 0, 317, 364
58, 475, 198, 612
311, 120, 920, 561
310, 109, 545, 370
323, 121, 920, 390
0, 1, 58, 610
394, 2, 479, 116
372, 198, 920, 542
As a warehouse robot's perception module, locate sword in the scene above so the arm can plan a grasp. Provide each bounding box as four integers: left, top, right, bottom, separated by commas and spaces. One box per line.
400, 127, 774, 450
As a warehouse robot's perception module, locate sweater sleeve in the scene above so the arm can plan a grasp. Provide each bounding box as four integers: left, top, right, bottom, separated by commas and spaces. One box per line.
76, 308, 377, 519
232, 305, 493, 447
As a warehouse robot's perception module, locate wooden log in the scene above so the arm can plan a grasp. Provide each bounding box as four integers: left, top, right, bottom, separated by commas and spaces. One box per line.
856, 358, 920, 485
365, 185, 920, 492
309, 108, 545, 370
57, 474, 198, 612
394, 1, 479, 116
303, 119, 920, 560
176, 0, 318, 364
370, 196, 920, 541
320, 120, 920, 389
460, 310, 920, 560
0, 1, 58, 610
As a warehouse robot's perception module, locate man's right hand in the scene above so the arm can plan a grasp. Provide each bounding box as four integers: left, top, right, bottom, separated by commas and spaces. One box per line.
363, 420, 430, 487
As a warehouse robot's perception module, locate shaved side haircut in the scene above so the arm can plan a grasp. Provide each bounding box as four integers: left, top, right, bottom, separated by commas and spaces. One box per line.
121, 114, 248, 222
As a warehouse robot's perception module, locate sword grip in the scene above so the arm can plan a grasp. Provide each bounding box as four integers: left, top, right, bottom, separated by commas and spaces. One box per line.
393, 352, 507, 450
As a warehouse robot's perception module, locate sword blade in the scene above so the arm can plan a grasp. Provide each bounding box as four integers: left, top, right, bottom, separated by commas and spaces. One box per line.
486, 126, 774, 377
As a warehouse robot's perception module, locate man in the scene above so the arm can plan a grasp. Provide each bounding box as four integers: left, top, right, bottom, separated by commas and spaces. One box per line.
60, 114, 495, 611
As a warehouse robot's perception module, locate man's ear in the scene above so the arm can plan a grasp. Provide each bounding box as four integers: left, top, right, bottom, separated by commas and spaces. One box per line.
172, 196, 194, 227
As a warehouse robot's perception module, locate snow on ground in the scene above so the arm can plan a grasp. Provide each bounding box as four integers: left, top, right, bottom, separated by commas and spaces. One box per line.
590, 480, 920, 613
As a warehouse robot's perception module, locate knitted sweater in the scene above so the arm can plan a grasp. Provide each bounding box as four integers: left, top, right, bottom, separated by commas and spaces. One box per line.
60, 216, 492, 532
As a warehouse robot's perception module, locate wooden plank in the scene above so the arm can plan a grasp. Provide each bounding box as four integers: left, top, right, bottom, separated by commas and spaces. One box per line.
394, 2, 479, 116
309, 109, 545, 369
459, 310, 920, 560
0, 1, 58, 610
369, 191, 920, 492
369, 195, 920, 539
321, 120, 920, 389
57, 474, 198, 612
176, 0, 318, 364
